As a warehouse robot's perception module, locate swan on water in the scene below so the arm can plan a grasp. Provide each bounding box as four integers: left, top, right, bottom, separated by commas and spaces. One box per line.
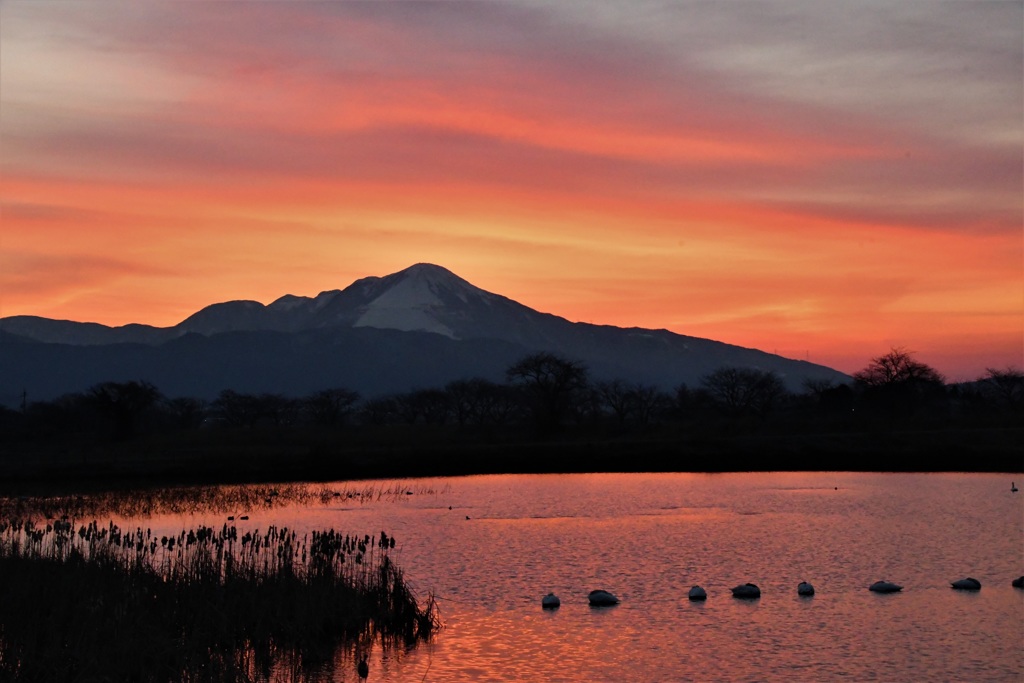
869, 580, 903, 593
797, 581, 815, 596
687, 585, 707, 601
588, 589, 620, 606
541, 592, 561, 608
1012, 482, 1019, 492
731, 583, 761, 599
950, 577, 981, 590
1012, 576, 1024, 589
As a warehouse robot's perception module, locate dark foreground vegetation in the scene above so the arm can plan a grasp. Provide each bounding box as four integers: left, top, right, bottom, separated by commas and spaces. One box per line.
1, 348, 1021, 494
0, 517, 439, 682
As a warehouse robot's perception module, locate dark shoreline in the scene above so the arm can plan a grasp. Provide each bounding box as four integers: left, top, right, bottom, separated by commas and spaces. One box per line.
2, 424, 1020, 497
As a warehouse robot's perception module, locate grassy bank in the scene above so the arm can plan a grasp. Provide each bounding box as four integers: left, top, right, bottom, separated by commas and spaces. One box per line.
0, 518, 439, 682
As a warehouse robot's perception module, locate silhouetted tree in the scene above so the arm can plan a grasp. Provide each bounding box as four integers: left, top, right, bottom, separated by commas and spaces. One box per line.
445, 378, 519, 428
700, 367, 785, 416
393, 389, 450, 425
819, 383, 855, 414
853, 347, 945, 387
802, 378, 836, 399
446, 379, 482, 427
475, 381, 520, 427
87, 380, 162, 438
631, 384, 672, 426
254, 393, 297, 426
673, 384, 693, 418
801, 378, 855, 415
596, 380, 634, 426
979, 367, 1024, 413
506, 352, 588, 433
416, 389, 452, 425
164, 396, 206, 430
358, 397, 399, 426
22, 393, 93, 438
672, 383, 720, 419
304, 388, 360, 427
596, 380, 671, 428
853, 348, 946, 418
212, 390, 260, 427
211, 391, 297, 427
571, 386, 605, 426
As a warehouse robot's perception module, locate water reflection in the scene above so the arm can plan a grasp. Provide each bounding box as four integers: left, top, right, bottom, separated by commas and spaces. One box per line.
3, 472, 1022, 681
328, 472, 1021, 682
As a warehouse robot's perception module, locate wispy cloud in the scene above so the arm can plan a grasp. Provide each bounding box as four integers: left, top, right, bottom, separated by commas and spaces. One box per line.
1, 1, 1020, 377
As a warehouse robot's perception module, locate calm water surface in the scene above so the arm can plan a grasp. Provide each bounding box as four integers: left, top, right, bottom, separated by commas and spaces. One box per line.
148, 472, 1023, 682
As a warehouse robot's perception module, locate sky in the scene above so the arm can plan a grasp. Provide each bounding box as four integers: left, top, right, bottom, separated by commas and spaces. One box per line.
1, 1, 1021, 381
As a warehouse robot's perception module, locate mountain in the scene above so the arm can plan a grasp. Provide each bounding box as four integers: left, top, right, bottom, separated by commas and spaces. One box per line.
0, 263, 849, 404
177, 263, 579, 347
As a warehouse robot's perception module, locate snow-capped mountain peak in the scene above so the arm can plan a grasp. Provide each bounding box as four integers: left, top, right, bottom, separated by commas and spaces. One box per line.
353, 264, 495, 338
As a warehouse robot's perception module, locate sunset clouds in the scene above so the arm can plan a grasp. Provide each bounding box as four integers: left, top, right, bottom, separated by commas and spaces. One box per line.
1, 1, 1020, 379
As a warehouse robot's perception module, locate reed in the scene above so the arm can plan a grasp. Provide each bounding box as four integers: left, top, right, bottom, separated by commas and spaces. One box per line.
0, 479, 449, 521
0, 518, 439, 682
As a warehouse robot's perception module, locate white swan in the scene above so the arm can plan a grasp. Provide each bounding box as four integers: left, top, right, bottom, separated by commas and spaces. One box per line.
687, 585, 707, 601
588, 589, 620, 606
869, 580, 903, 593
950, 577, 981, 590
731, 583, 761, 599
541, 592, 561, 608
797, 581, 815, 596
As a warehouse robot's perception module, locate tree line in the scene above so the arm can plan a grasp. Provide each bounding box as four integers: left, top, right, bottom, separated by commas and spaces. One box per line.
1, 348, 1021, 444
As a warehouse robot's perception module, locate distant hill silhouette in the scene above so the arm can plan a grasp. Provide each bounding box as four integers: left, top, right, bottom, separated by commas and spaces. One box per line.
0, 264, 849, 404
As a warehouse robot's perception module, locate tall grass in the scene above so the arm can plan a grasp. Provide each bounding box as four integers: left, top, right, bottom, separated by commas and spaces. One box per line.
0, 518, 439, 682
0, 479, 449, 520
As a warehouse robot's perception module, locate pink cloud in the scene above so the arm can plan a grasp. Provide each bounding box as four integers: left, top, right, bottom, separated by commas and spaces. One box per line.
1, 2, 1020, 380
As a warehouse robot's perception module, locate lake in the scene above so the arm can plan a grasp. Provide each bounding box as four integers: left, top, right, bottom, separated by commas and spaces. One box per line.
90, 473, 1024, 680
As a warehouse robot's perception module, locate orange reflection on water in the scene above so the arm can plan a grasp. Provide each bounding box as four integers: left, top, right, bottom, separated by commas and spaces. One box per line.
34, 473, 1022, 682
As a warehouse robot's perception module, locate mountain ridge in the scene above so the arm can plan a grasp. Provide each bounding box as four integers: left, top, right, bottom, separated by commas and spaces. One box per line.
0, 263, 850, 403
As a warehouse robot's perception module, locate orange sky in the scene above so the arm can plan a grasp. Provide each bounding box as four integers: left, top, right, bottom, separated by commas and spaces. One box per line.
1, 2, 1021, 381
